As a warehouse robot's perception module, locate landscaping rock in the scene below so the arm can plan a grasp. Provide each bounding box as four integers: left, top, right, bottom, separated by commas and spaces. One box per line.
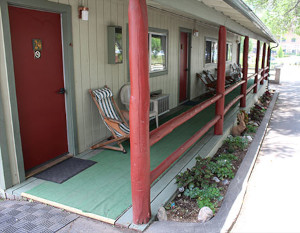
178, 187, 184, 192
198, 207, 213, 223
212, 177, 220, 183
157, 206, 168, 221
246, 135, 253, 142
222, 179, 230, 185
253, 122, 259, 127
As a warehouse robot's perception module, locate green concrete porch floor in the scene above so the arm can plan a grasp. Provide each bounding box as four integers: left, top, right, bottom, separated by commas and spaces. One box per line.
12, 80, 257, 225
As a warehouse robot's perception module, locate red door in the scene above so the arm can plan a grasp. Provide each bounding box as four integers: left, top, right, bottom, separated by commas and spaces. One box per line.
179, 32, 188, 103
9, 6, 68, 171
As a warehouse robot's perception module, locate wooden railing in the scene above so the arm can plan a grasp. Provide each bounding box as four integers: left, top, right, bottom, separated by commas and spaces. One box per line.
148, 65, 270, 184
149, 33, 270, 185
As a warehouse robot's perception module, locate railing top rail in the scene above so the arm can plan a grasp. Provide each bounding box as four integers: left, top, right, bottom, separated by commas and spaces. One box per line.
224, 80, 245, 96
149, 93, 222, 146
247, 73, 256, 80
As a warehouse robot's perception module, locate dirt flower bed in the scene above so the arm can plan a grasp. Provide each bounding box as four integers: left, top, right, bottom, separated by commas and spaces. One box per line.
165, 90, 274, 222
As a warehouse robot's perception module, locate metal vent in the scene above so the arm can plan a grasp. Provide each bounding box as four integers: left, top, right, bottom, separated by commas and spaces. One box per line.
150, 94, 170, 116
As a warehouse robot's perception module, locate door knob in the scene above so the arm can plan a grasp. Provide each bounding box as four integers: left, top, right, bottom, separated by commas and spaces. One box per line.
58, 88, 66, 94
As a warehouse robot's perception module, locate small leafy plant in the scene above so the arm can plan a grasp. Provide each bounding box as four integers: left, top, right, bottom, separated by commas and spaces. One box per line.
224, 136, 248, 153
207, 159, 235, 180
216, 153, 238, 161
247, 124, 257, 133
197, 197, 217, 213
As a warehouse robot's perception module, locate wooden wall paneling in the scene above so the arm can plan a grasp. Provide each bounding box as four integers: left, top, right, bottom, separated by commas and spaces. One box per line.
69, 0, 84, 152
117, 0, 125, 94
96, 0, 109, 141
123, 0, 129, 85
162, 13, 168, 97
87, 0, 101, 144
103, 0, 112, 90
164, 14, 171, 97
168, 14, 175, 108
148, 9, 154, 92
79, 1, 92, 149
111, 0, 119, 96
153, 10, 163, 91
173, 17, 179, 108
103, 0, 112, 138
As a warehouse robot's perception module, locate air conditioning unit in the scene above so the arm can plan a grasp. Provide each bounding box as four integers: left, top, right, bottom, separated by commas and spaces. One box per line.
150, 91, 170, 116
120, 85, 170, 117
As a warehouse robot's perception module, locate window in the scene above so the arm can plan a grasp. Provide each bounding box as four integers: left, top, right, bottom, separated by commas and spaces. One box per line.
205, 39, 218, 64
149, 30, 167, 75
291, 38, 296, 42
226, 43, 232, 61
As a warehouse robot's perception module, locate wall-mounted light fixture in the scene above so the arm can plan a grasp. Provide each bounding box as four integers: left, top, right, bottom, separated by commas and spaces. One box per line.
78, 6, 89, 21
193, 29, 199, 37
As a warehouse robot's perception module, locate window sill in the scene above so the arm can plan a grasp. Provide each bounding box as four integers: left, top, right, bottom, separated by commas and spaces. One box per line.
150, 70, 168, 78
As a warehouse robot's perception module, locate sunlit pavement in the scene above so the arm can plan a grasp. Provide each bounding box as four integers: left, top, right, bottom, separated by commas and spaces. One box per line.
231, 65, 300, 233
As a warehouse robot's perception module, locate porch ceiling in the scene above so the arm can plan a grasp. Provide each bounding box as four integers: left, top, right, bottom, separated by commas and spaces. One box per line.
147, 0, 278, 43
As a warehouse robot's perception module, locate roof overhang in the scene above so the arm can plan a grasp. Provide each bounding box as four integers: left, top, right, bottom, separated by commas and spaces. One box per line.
147, 0, 278, 44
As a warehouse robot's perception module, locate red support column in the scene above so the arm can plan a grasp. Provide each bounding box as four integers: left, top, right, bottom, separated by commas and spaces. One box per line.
214, 26, 226, 135
254, 40, 260, 93
240, 36, 249, 108
266, 45, 271, 80
260, 42, 266, 85
128, 0, 151, 225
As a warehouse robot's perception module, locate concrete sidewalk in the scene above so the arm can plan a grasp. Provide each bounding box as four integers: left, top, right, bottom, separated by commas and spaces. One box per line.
231, 66, 300, 232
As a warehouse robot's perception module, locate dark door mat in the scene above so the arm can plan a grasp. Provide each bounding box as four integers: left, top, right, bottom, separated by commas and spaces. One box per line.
34, 157, 96, 184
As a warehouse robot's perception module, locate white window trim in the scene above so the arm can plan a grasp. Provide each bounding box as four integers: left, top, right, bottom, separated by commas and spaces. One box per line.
148, 29, 168, 77
205, 38, 218, 64
226, 42, 233, 62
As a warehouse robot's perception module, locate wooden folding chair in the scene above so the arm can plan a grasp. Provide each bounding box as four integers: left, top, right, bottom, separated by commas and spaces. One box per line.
196, 72, 217, 92
230, 63, 243, 82
205, 70, 235, 86
89, 87, 130, 153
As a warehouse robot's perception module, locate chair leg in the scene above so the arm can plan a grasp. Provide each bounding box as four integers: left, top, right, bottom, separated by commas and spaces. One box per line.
90, 136, 128, 152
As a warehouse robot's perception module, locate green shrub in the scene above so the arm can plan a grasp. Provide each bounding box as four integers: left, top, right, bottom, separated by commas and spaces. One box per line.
224, 136, 248, 153
197, 197, 217, 213
247, 125, 257, 133
207, 159, 235, 180
176, 157, 214, 188
184, 184, 222, 200
216, 153, 238, 162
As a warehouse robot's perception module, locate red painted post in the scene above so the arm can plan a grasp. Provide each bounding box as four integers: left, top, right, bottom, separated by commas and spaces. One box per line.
254, 40, 260, 93
128, 0, 151, 225
240, 36, 249, 108
266, 45, 271, 80
214, 26, 226, 135
260, 42, 266, 85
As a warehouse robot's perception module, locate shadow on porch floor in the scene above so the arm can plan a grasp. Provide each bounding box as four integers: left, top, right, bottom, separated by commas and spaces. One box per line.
21, 80, 254, 224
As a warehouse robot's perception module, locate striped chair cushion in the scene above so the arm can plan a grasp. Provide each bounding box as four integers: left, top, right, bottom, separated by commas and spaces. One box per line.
93, 88, 130, 137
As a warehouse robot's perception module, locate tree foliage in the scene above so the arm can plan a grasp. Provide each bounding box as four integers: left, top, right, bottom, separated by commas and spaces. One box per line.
277, 46, 284, 58
244, 0, 300, 36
